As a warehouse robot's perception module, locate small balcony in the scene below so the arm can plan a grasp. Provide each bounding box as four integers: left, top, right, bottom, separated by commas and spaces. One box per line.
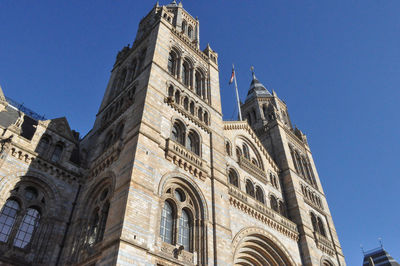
238, 155, 268, 184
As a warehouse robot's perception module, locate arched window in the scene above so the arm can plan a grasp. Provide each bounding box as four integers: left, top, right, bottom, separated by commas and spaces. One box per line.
159, 181, 205, 263
198, 107, 203, 121
168, 85, 174, 97
225, 141, 231, 156
317, 217, 326, 237
189, 101, 195, 115
195, 71, 203, 96
168, 51, 177, 75
245, 180, 255, 197
171, 121, 185, 145
85, 186, 111, 247
228, 169, 239, 187
51, 143, 64, 162
182, 61, 191, 87
0, 184, 46, 251
270, 195, 278, 212
310, 213, 318, 233
187, 131, 200, 156
181, 20, 187, 33
183, 97, 189, 111
251, 158, 259, 167
204, 112, 209, 125
255, 186, 264, 203
178, 209, 191, 251
174, 90, 180, 104
36, 135, 50, 155
160, 201, 174, 244
0, 200, 20, 243
242, 143, 250, 159
13, 208, 40, 248
188, 25, 193, 39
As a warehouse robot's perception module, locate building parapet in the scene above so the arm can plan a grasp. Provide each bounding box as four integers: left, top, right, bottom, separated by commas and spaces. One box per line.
228, 186, 299, 241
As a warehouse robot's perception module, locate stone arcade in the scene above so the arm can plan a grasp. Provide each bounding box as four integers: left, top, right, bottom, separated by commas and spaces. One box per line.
0, 2, 345, 265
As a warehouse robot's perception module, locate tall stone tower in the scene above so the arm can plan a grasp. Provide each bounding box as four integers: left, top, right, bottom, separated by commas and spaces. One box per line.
0, 1, 345, 266
241, 69, 346, 265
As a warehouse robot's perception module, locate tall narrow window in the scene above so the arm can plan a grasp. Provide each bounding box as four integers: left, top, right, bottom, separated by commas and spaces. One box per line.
0, 200, 20, 243
51, 143, 64, 162
195, 71, 202, 96
168, 52, 176, 75
182, 62, 190, 87
178, 209, 191, 251
242, 143, 250, 159
188, 26, 193, 39
189, 102, 195, 115
172, 121, 185, 145
182, 20, 187, 33
270, 195, 278, 212
174, 90, 180, 104
204, 112, 209, 125
255, 186, 264, 203
317, 217, 326, 237
160, 201, 174, 244
36, 136, 50, 155
13, 208, 40, 249
168, 86, 174, 97
97, 202, 110, 242
187, 131, 200, 155
183, 97, 189, 111
228, 169, 238, 187
87, 209, 99, 246
311, 213, 318, 233
245, 180, 255, 197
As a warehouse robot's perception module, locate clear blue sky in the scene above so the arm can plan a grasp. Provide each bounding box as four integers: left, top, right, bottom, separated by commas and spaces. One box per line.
1, 1, 399, 265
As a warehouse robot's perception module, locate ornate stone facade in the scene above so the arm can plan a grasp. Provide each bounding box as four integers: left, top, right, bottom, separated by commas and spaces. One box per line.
0, 2, 345, 265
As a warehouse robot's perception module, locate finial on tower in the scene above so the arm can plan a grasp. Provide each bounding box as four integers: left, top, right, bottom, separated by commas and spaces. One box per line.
251, 66, 256, 80
378, 237, 384, 248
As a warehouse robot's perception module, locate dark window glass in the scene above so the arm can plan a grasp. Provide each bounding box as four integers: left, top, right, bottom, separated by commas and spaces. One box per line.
51, 144, 64, 162
0, 200, 20, 243
255, 186, 264, 203
178, 209, 191, 251
13, 208, 40, 249
160, 201, 174, 244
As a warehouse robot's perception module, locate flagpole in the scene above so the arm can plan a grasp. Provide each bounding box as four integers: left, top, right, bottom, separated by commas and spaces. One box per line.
233, 64, 242, 121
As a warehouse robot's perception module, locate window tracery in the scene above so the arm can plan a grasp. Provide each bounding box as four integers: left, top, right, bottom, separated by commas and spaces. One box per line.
159, 183, 202, 255
0, 184, 46, 251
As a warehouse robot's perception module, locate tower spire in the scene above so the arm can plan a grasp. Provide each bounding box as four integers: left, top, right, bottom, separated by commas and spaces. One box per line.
245, 66, 271, 101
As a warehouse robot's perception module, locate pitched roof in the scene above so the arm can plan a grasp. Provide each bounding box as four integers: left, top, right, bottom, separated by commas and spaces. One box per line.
363, 247, 400, 266
246, 70, 272, 101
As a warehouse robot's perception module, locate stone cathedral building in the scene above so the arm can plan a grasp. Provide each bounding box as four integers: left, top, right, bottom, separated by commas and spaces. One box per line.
0, 1, 345, 266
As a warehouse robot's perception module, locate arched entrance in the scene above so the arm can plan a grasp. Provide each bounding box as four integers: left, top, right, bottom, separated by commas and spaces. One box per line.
233, 228, 296, 266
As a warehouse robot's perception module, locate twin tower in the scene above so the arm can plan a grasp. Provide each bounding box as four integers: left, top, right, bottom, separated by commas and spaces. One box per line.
0, 1, 345, 265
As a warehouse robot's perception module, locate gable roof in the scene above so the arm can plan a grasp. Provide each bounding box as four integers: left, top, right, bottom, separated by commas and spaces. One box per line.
223, 120, 279, 172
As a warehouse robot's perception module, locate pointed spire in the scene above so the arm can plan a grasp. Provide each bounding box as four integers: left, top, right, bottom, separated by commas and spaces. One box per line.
246, 66, 271, 101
